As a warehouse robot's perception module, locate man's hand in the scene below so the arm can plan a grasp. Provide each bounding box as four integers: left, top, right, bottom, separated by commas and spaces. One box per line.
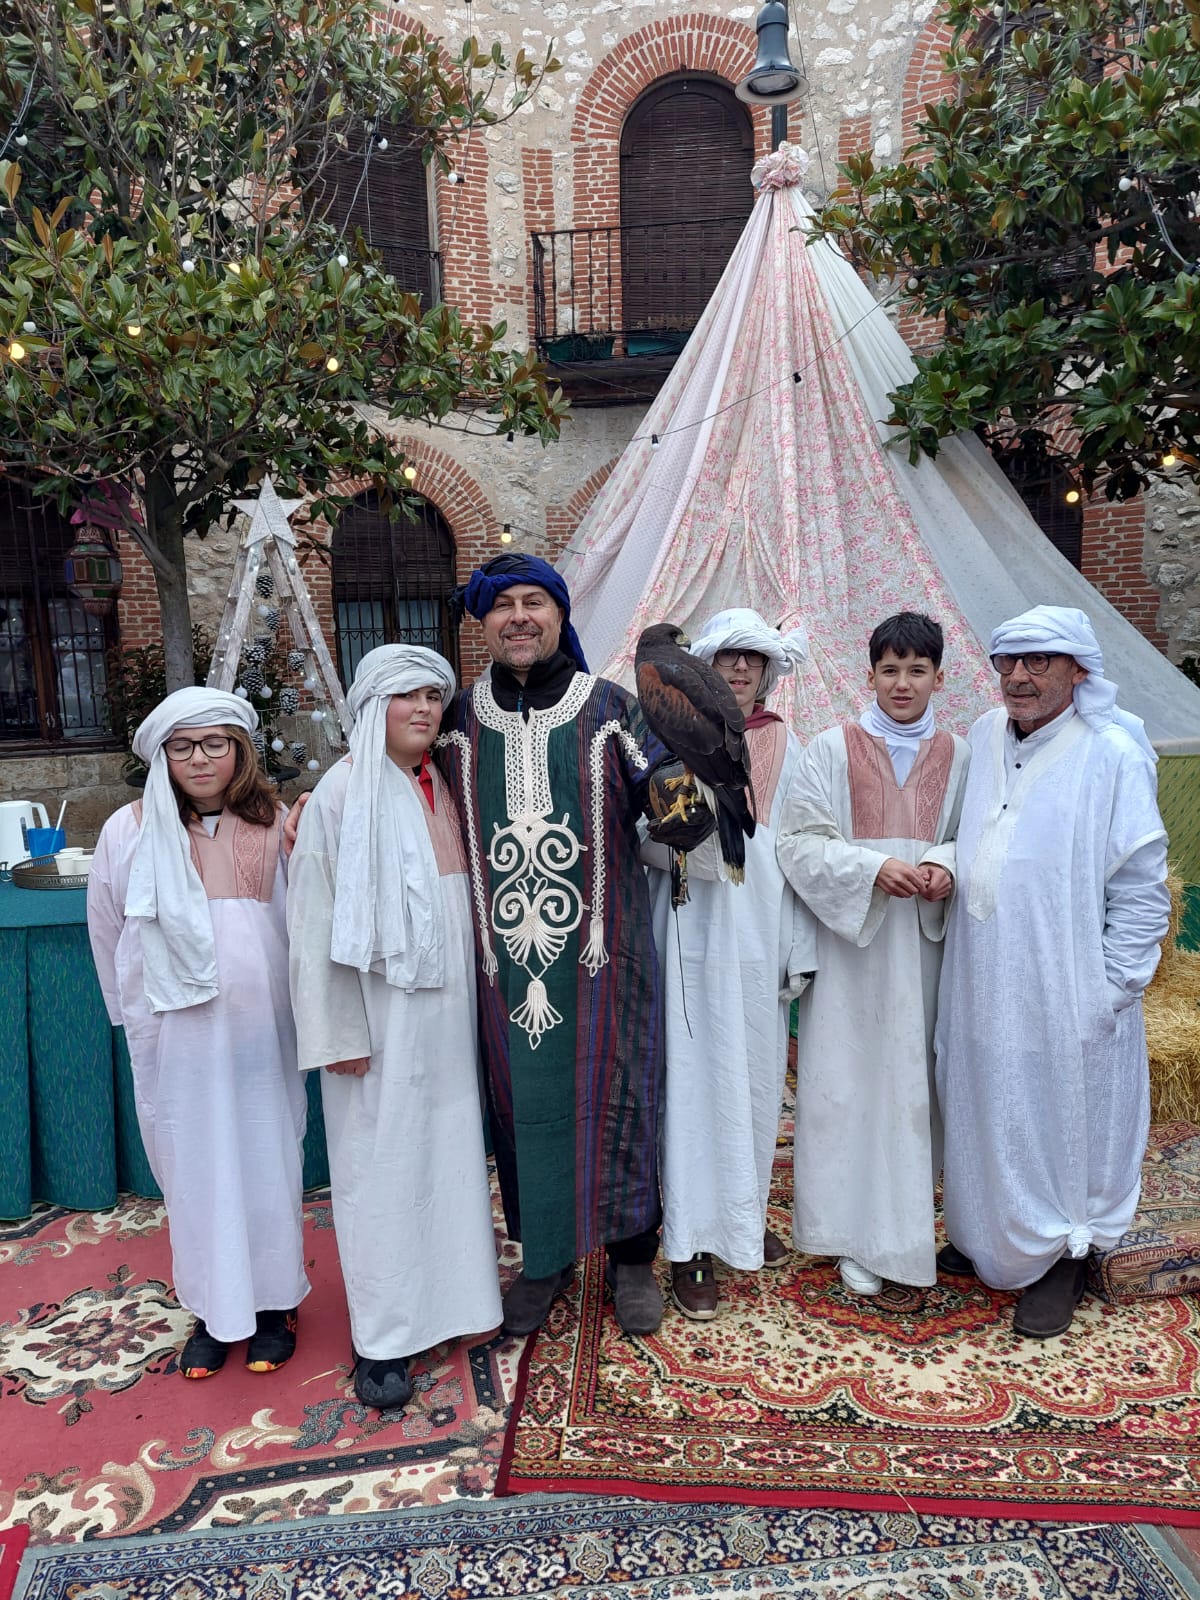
282, 790, 311, 857
919, 865, 953, 902
875, 857, 926, 898
324, 1056, 370, 1076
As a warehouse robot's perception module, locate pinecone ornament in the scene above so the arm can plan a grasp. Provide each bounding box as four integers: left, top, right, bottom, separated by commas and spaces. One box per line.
291, 742, 308, 764
243, 640, 268, 668
287, 650, 306, 673
279, 686, 299, 715
255, 569, 275, 598
241, 664, 265, 694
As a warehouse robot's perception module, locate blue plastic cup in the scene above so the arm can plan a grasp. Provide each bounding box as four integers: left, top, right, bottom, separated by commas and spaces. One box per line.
27, 827, 66, 859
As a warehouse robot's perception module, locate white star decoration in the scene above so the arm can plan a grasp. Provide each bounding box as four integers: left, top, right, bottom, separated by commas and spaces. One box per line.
233, 478, 305, 548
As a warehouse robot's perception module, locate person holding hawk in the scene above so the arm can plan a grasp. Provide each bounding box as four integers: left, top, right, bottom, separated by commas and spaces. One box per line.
642, 608, 815, 1319
439, 555, 709, 1338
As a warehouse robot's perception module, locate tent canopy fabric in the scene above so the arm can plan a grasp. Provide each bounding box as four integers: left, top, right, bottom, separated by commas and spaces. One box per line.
559, 143, 1200, 753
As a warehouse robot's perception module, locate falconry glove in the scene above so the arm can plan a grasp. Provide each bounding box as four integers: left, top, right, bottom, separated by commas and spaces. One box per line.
645, 758, 717, 853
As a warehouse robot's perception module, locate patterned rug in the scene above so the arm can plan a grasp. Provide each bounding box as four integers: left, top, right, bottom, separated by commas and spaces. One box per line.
13, 1494, 1200, 1600
0, 1185, 521, 1542
0, 1528, 29, 1600
498, 1155, 1200, 1524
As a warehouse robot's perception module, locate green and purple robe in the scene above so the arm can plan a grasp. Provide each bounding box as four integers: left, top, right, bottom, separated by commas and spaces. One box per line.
436, 672, 665, 1278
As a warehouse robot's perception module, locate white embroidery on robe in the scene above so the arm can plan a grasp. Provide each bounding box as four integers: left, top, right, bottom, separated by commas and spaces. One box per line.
471, 676, 599, 1049
582, 721, 649, 974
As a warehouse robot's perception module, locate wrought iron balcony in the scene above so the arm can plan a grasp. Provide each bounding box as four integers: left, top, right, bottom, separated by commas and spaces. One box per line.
531, 215, 747, 367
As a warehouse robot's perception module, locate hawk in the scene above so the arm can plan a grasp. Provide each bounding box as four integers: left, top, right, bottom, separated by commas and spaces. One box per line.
635, 623, 756, 883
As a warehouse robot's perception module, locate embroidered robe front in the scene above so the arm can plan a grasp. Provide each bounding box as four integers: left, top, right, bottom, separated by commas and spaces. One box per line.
87, 803, 309, 1343
776, 722, 970, 1286
437, 673, 665, 1279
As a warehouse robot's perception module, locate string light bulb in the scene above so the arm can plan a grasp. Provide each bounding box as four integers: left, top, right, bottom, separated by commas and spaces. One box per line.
1118, 175, 1135, 192
8, 340, 26, 362
336, 252, 349, 268
377, 136, 389, 150
403, 464, 417, 482
182, 258, 195, 273
500, 525, 513, 545
1064, 488, 1081, 504
1162, 451, 1178, 467
447, 171, 461, 185
651, 433, 660, 448
325, 355, 340, 372
15, 134, 27, 148
21, 320, 34, 333
792, 371, 803, 384
126, 322, 142, 337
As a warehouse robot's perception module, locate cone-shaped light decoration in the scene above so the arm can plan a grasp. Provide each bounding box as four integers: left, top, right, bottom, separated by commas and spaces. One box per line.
736, 1, 807, 105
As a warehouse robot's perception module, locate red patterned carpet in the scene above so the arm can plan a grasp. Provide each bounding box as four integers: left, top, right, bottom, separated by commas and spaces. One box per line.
0, 1190, 522, 1542
0, 1527, 29, 1600
497, 1154, 1200, 1525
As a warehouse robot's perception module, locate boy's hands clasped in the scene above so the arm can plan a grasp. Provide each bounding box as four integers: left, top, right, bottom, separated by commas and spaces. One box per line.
876, 858, 953, 901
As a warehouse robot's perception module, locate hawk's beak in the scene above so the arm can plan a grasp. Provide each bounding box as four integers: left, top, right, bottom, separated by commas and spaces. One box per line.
677, 632, 691, 649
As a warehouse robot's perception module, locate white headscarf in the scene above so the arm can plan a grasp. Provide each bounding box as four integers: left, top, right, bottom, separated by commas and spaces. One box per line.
989, 605, 1157, 762
330, 645, 458, 990
125, 687, 259, 1014
688, 608, 809, 700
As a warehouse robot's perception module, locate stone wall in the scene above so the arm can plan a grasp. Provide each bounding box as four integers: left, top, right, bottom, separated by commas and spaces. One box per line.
0, 751, 130, 853
1147, 479, 1200, 667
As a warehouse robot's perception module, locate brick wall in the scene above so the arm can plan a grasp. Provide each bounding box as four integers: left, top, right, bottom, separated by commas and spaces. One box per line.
1081, 496, 1167, 648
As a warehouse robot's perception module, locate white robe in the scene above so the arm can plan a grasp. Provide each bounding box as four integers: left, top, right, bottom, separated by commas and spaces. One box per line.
287, 758, 501, 1360
935, 706, 1170, 1290
87, 806, 309, 1344
647, 722, 816, 1269
777, 722, 970, 1286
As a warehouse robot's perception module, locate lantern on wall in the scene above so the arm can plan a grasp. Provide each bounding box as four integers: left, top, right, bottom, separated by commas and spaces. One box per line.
65, 482, 131, 616
63, 525, 124, 615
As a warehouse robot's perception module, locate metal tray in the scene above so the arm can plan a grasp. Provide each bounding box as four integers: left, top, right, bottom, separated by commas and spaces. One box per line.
9, 856, 91, 891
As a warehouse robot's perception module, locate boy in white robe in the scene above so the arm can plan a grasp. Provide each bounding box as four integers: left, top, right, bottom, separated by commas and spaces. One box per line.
645, 609, 815, 1319
88, 688, 309, 1379
936, 606, 1169, 1337
777, 613, 970, 1294
287, 645, 501, 1410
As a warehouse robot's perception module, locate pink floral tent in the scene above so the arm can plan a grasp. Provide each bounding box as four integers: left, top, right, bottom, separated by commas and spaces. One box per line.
560, 145, 1200, 747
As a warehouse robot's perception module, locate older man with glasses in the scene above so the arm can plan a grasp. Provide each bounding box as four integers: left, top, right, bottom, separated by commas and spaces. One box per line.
934, 605, 1170, 1338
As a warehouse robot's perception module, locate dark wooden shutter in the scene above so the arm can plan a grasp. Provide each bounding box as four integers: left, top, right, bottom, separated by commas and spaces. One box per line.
311, 120, 435, 303
331, 490, 458, 681
620, 77, 754, 336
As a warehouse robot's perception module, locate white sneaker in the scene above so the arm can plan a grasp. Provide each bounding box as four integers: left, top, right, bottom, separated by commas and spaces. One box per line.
838, 1257, 883, 1296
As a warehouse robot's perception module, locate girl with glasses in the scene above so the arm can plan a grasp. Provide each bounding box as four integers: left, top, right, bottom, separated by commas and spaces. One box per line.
87, 689, 308, 1381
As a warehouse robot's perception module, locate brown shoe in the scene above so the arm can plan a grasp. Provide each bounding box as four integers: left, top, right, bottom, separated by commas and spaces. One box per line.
671, 1254, 718, 1320
1012, 1257, 1088, 1339
762, 1228, 789, 1267
501, 1265, 575, 1336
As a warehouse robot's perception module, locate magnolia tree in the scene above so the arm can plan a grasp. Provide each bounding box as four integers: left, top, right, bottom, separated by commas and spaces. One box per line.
0, 0, 566, 688
809, 0, 1200, 501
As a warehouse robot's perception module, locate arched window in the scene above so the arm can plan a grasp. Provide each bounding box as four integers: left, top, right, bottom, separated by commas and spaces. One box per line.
993, 438, 1083, 569
620, 76, 754, 350
308, 119, 438, 304
331, 489, 458, 684
0, 485, 115, 745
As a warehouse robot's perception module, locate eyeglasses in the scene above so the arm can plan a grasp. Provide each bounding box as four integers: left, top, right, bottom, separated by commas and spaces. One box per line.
163, 734, 235, 762
990, 652, 1065, 677
714, 649, 768, 669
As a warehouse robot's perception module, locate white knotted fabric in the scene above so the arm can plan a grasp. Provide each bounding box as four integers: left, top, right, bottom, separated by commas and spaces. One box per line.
125, 687, 258, 1013
988, 605, 1157, 763
688, 607, 809, 698
330, 645, 457, 989
859, 700, 936, 786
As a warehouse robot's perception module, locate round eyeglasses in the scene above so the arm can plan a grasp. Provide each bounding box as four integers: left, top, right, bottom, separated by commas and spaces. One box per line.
990, 652, 1065, 677
714, 649, 768, 669
164, 734, 235, 762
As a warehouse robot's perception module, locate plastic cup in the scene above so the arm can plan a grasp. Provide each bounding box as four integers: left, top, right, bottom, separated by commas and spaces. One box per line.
26, 827, 66, 858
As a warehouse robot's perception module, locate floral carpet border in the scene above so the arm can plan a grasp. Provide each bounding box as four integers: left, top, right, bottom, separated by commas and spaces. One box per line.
12, 1493, 1200, 1600
495, 1228, 1200, 1527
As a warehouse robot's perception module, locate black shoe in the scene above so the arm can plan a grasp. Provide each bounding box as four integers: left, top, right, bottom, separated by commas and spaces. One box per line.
937, 1243, 976, 1278
179, 1319, 229, 1380
246, 1308, 298, 1372
501, 1265, 575, 1335
1012, 1257, 1088, 1339
353, 1350, 414, 1409
605, 1260, 665, 1335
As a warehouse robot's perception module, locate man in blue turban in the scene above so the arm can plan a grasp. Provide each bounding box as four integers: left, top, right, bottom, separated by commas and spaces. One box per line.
437, 554, 697, 1337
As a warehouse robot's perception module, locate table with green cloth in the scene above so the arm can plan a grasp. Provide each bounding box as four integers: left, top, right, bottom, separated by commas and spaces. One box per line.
0, 880, 328, 1220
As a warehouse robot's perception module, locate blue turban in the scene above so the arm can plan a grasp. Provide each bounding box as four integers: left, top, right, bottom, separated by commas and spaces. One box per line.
454, 554, 589, 672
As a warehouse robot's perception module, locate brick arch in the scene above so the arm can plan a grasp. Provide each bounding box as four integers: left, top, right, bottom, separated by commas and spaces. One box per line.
571, 14, 765, 238
545, 457, 620, 561
901, 14, 957, 148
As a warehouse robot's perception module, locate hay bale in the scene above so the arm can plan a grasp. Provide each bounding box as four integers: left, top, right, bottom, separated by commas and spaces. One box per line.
1146, 876, 1200, 1122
